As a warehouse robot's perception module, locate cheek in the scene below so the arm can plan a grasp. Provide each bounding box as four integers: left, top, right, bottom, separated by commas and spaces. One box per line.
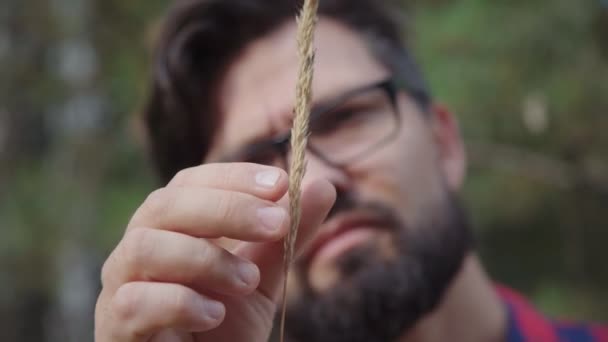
353, 119, 446, 222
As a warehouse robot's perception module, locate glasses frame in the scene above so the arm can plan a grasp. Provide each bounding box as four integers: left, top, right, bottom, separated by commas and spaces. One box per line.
219, 77, 419, 169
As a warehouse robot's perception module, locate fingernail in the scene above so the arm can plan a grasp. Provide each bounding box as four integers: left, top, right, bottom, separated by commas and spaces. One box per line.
256, 169, 281, 188
202, 300, 225, 321
236, 262, 260, 287
257, 206, 286, 232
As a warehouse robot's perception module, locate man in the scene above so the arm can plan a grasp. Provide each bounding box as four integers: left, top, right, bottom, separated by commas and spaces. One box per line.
94, 1, 608, 341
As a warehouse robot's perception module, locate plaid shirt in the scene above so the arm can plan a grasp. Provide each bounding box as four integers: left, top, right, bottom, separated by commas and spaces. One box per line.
497, 285, 608, 342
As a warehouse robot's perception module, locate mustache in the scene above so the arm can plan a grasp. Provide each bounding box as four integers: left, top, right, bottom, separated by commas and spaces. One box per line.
326, 191, 403, 234
324, 192, 408, 278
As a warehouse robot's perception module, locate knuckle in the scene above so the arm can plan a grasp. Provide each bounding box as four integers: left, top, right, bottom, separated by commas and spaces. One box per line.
121, 228, 156, 273
170, 287, 195, 318
193, 240, 219, 273
100, 254, 116, 288
220, 165, 242, 188
214, 191, 240, 224
141, 188, 173, 220
170, 169, 191, 187
111, 283, 141, 321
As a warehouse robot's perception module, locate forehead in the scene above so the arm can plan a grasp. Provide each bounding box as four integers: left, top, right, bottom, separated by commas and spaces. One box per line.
208, 17, 389, 160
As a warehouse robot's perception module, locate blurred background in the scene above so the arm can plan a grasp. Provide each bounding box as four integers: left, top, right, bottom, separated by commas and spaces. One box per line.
0, 0, 607, 341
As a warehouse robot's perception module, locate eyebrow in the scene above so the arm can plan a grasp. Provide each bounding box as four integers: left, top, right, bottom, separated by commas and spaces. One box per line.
216, 78, 391, 161
250, 98, 330, 141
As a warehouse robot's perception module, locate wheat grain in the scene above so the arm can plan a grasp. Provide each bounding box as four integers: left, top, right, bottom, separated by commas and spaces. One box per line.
279, 1, 319, 341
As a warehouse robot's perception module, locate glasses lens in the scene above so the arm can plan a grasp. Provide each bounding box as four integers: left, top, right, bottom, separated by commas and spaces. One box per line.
309, 87, 397, 165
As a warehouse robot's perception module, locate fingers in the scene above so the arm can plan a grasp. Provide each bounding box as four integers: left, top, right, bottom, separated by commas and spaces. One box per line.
236, 178, 336, 299
127, 187, 289, 242
101, 282, 225, 341
102, 228, 260, 296
168, 163, 288, 201
95, 163, 296, 341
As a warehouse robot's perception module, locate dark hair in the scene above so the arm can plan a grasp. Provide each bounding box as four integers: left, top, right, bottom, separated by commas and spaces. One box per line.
142, 0, 431, 184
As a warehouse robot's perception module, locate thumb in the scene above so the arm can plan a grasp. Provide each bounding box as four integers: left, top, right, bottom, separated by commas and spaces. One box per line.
235, 178, 336, 300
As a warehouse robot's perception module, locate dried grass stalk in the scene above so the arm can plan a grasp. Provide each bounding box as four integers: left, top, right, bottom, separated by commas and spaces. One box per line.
279, 0, 319, 341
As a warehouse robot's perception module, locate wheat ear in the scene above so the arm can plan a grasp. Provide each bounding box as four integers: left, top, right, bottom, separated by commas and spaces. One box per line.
278, 0, 319, 341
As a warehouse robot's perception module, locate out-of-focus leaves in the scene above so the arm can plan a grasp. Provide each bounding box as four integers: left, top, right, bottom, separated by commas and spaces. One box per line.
414, 0, 608, 319
594, 1, 608, 60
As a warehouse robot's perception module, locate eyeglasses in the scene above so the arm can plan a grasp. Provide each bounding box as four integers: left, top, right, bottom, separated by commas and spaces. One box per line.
218, 78, 405, 169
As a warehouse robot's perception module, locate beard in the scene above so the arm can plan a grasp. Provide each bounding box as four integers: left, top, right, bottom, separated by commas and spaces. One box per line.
282, 190, 475, 342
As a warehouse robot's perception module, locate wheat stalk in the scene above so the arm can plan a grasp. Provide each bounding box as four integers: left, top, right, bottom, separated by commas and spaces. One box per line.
279, 0, 319, 341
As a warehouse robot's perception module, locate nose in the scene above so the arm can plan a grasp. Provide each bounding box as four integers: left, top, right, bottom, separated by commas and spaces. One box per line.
300, 151, 353, 194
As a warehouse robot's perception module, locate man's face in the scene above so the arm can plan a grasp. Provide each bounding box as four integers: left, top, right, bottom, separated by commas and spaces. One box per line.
207, 18, 471, 341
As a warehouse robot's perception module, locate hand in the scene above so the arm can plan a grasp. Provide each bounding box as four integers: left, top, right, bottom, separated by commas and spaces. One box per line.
94, 163, 336, 342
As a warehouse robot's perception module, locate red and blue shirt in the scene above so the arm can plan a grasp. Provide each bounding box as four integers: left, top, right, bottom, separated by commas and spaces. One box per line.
497, 285, 608, 342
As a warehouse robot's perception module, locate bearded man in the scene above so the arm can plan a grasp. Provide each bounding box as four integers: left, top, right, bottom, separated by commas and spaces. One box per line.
94, 1, 608, 341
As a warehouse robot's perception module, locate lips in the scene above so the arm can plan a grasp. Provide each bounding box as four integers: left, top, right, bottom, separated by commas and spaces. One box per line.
303, 211, 390, 266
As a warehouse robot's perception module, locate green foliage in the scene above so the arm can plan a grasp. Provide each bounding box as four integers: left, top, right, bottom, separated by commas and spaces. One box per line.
414, 0, 608, 319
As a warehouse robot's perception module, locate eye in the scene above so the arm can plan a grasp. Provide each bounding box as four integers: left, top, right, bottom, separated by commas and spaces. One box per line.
313, 108, 369, 135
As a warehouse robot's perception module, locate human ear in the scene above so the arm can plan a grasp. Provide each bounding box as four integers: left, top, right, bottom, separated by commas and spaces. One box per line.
430, 104, 467, 191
